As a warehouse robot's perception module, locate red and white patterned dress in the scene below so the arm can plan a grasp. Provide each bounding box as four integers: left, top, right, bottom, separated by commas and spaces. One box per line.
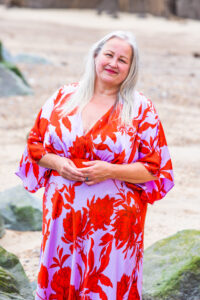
16, 83, 174, 300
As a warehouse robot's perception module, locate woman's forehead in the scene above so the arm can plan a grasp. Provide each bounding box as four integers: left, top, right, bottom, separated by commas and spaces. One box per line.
102, 37, 132, 56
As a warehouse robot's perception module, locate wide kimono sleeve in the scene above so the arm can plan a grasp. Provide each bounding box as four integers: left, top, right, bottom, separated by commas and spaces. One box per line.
15, 87, 63, 193
132, 100, 174, 204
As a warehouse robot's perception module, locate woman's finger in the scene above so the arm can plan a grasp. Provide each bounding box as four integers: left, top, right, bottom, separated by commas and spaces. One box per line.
65, 165, 84, 176
62, 173, 85, 181
85, 180, 95, 185
82, 161, 97, 166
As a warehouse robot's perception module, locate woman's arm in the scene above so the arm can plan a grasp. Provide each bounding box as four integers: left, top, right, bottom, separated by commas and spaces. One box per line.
80, 160, 158, 186
38, 154, 85, 182
109, 161, 158, 183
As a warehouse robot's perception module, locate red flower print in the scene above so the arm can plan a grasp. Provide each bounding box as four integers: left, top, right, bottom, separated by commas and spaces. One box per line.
68, 136, 92, 159
42, 218, 50, 253
79, 238, 112, 300
117, 274, 130, 300
88, 195, 115, 231
62, 208, 92, 252
42, 196, 50, 252
49, 267, 71, 300
112, 204, 142, 257
51, 187, 65, 220
38, 264, 49, 289
128, 280, 140, 300
50, 246, 70, 269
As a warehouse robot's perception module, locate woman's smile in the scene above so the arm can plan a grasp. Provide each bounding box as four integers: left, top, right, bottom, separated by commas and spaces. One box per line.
104, 67, 118, 74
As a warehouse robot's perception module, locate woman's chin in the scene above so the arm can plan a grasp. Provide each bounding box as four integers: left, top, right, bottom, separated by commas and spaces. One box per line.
97, 76, 119, 87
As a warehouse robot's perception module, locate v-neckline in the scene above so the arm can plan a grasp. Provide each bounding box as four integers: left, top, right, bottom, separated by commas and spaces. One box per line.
79, 103, 115, 137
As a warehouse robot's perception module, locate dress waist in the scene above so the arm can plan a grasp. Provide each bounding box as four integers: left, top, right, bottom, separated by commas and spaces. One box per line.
70, 158, 90, 168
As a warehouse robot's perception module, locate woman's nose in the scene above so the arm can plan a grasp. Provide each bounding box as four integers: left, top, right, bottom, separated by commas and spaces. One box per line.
109, 58, 118, 68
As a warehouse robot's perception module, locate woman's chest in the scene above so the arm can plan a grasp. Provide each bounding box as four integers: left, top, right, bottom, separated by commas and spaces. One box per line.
80, 101, 115, 135
47, 111, 140, 163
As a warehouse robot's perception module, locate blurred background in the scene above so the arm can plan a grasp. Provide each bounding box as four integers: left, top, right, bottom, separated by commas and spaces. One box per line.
0, 0, 200, 295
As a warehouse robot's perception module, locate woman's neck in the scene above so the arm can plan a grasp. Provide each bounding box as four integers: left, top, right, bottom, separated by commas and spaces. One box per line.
93, 80, 119, 103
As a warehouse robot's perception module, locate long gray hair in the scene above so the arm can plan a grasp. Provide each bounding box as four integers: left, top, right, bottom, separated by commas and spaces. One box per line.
61, 30, 139, 125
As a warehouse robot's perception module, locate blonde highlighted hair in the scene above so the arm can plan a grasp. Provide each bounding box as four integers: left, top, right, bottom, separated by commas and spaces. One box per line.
61, 31, 139, 125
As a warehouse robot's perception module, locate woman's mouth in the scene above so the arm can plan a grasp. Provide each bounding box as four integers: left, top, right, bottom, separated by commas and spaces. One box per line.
105, 68, 118, 74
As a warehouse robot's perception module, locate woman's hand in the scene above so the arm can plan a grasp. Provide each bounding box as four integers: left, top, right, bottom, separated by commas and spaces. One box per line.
80, 160, 111, 185
38, 154, 85, 182
80, 160, 158, 186
56, 157, 86, 182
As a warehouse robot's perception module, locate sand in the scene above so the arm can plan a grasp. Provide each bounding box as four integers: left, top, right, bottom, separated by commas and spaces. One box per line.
0, 5, 200, 283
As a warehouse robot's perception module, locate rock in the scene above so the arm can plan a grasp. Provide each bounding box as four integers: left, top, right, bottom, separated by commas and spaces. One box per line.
0, 246, 33, 300
143, 229, 200, 300
0, 41, 14, 64
0, 185, 42, 231
3, 61, 30, 85
176, 0, 200, 20
0, 213, 5, 238
3, 0, 99, 9
0, 41, 33, 97
193, 52, 200, 59
0, 41, 29, 85
0, 266, 19, 294
2, 0, 200, 19
14, 53, 52, 65
30, 281, 37, 297
0, 63, 32, 97
119, 0, 173, 16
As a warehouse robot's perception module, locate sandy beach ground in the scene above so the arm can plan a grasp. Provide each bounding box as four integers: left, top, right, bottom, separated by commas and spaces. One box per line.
0, 5, 200, 283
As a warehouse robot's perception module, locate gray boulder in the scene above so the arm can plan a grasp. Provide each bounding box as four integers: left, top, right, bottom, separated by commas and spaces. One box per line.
0, 63, 32, 97
143, 229, 200, 300
0, 185, 42, 231
0, 246, 33, 300
0, 213, 5, 238
14, 53, 52, 65
0, 40, 33, 97
0, 41, 14, 64
176, 0, 200, 19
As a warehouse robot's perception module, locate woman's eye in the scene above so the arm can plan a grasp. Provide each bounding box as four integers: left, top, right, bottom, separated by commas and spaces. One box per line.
119, 59, 126, 63
105, 53, 112, 57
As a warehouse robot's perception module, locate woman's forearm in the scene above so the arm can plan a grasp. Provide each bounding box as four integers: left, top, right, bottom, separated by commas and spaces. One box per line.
109, 162, 158, 184
37, 154, 85, 182
37, 153, 61, 170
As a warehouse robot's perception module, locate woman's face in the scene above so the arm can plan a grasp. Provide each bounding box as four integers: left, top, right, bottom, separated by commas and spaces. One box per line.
95, 37, 133, 89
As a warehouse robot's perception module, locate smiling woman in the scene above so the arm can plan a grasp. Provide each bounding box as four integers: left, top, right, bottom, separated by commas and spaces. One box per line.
94, 37, 133, 88
16, 31, 174, 299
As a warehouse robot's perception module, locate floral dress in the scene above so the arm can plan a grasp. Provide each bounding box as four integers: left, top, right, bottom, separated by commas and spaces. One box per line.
16, 83, 174, 300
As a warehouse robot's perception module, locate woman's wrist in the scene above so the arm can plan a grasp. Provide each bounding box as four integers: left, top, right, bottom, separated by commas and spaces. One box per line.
107, 163, 119, 180
38, 153, 62, 171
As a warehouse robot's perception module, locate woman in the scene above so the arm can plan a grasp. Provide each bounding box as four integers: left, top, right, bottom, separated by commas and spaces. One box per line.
16, 31, 174, 300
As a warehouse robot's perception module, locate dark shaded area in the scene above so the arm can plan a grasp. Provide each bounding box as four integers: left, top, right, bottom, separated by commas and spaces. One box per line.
0, 0, 200, 19
97, 0, 119, 18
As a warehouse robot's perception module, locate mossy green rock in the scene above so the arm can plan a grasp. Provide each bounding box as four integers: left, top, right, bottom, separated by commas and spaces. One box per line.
0, 246, 33, 299
0, 185, 42, 231
0, 40, 32, 97
2, 61, 29, 86
0, 267, 19, 293
0, 63, 32, 97
0, 213, 5, 238
0, 41, 13, 63
143, 230, 200, 300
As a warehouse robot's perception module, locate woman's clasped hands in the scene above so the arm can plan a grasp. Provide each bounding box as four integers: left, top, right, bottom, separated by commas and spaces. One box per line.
56, 157, 111, 185
81, 160, 111, 185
